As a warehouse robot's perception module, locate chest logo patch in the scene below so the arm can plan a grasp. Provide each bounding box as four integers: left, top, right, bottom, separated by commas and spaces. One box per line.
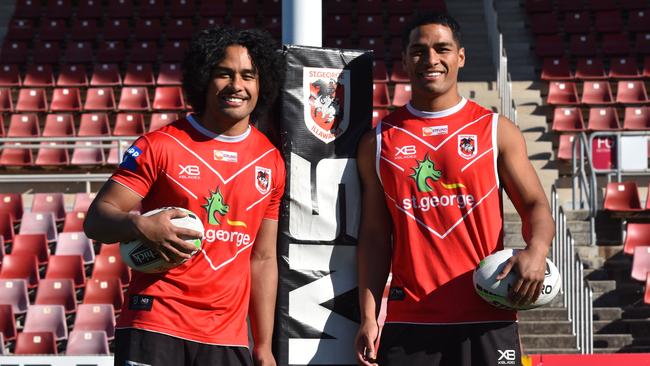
255, 166, 272, 194
213, 150, 238, 162
422, 125, 448, 136
202, 187, 229, 225
458, 134, 478, 159
303, 67, 351, 144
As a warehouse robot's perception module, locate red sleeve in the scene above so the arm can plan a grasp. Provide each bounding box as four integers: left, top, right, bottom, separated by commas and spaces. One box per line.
263, 151, 286, 220
110, 135, 159, 198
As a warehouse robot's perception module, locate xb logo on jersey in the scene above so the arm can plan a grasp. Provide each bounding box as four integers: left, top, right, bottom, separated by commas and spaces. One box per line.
395, 145, 416, 159
178, 164, 200, 179
202, 187, 229, 225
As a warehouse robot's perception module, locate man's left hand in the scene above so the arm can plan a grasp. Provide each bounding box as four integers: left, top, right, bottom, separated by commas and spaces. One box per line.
252, 346, 276, 366
496, 246, 548, 307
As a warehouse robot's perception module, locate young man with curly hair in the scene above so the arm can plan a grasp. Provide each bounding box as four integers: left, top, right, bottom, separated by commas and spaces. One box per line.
84, 27, 285, 366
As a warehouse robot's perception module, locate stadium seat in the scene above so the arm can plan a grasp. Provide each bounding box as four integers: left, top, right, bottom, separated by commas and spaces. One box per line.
0, 279, 29, 314
0, 64, 21, 87
96, 41, 127, 63
0, 88, 13, 112
78, 113, 110, 136
124, 64, 155, 86
66, 330, 110, 355
644, 56, 650, 77
357, 0, 382, 14
390, 63, 409, 83
0, 193, 23, 221
35, 143, 69, 167
32, 192, 65, 221
73, 303, 116, 340
161, 40, 188, 62
621, 0, 647, 9
530, 12, 559, 35
646, 274, 650, 305
525, 0, 552, 12
541, 57, 573, 80
157, 63, 182, 85
603, 181, 642, 211
581, 81, 614, 105
84, 88, 117, 111
373, 83, 390, 108
594, 10, 624, 33
574, 57, 607, 80
199, 16, 225, 30
46, 0, 72, 18
169, 0, 196, 17
0, 145, 33, 166
631, 246, 650, 281
587, 107, 620, 130
63, 211, 86, 232
139, 0, 166, 18
83, 278, 124, 312
13, 0, 42, 18
616, 81, 648, 104
69, 18, 99, 41
134, 18, 162, 40
31, 40, 60, 64
19, 212, 57, 242
230, 16, 257, 29
6, 19, 36, 41
56, 232, 95, 265
102, 19, 130, 41
552, 107, 585, 131
50, 87, 82, 112
8, 113, 40, 137
0, 254, 39, 288
623, 106, 649, 130
90, 64, 121, 86
153, 86, 185, 111
71, 142, 106, 166
372, 109, 390, 127
14, 332, 57, 355
563, 11, 590, 34
323, 0, 353, 14
165, 18, 194, 40
118, 87, 151, 111
392, 84, 412, 107
45, 255, 86, 288
11, 233, 49, 265
77, 0, 103, 18
113, 113, 145, 136
34, 278, 77, 314
634, 32, 650, 54
263, 15, 281, 38
65, 41, 94, 64
602, 33, 631, 56
388, 14, 409, 37
15, 88, 48, 112
324, 37, 353, 49
373, 60, 389, 83
624, 223, 650, 255
387, 0, 417, 14
546, 81, 579, 105
609, 57, 641, 79
43, 114, 75, 137
357, 14, 384, 37
130, 41, 159, 63
231, 0, 258, 15
149, 112, 178, 131
0, 305, 16, 342
0, 212, 15, 244
1, 41, 28, 64
72, 192, 96, 212
92, 253, 131, 285
23, 64, 55, 87
57, 64, 88, 87
325, 14, 353, 37
39, 18, 67, 41
570, 34, 598, 57
628, 9, 650, 32
359, 37, 386, 58
106, 0, 135, 18
588, 0, 620, 10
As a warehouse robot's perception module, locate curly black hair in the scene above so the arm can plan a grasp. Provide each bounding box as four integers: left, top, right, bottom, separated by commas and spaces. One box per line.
182, 26, 284, 122
402, 12, 463, 52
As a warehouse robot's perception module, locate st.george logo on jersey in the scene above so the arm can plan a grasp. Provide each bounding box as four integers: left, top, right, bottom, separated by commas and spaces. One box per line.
458, 134, 478, 159
303, 67, 351, 144
255, 166, 272, 194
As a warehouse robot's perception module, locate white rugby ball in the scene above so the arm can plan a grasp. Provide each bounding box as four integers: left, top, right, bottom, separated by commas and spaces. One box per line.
473, 248, 561, 310
120, 207, 204, 273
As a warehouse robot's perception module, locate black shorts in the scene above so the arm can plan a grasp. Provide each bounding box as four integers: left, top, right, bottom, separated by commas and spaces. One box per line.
377, 322, 522, 366
114, 328, 253, 366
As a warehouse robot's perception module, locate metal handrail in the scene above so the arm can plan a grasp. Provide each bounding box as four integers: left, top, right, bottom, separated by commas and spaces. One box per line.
551, 185, 593, 354
571, 132, 597, 245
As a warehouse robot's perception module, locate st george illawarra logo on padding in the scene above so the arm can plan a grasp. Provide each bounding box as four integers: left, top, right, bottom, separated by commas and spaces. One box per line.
303, 67, 351, 144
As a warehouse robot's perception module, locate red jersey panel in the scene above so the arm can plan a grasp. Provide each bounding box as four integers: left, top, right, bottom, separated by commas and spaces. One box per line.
377, 98, 516, 324
111, 115, 285, 346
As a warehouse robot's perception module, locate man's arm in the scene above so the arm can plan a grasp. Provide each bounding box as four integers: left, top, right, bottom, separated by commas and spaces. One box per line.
354, 130, 392, 366
495, 116, 555, 307
84, 181, 200, 262
249, 218, 279, 366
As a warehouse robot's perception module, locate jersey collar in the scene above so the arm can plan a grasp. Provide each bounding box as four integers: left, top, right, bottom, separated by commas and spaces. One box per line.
406, 97, 467, 119
186, 114, 251, 143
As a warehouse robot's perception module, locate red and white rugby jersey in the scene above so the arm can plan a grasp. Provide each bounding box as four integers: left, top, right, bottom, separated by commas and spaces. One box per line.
377, 98, 516, 324
111, 114, 285, 346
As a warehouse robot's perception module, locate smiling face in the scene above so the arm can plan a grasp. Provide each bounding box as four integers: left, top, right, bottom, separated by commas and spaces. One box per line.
204, 45, 259, 130
403, 23, 465, 110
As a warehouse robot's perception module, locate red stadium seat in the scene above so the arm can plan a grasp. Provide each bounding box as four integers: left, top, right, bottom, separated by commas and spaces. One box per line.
0, 64, 21, 87
574, 57, 607, 80
0, 193, 23, 221
50, 87, 82, 112
19, 211, 57, 242
39, 18, 67, 41
169, 0, 196, 17
139, 0, 166, 18
552, 107, 585, 131
153, 86, 185, 111
32, 192, 65, 221
621, 0, 647, 9
73, 192, 96, 212
165, 18, 194, 40
624, 223, 650, 255
0, 305, 16, 342
616, 81, 648, 104
83, 278, 124, 312
0, 212, 15, 244
31, 40, 60, 64
102, 19, 130, 41
634, 32, 650, 54
113, 113, 145, 136
119, 87, 151, 111
77, 0, 103, 18
357, 0, 382, 14
66, 330, 110, 355
130, 41, 159, 63
84, 88, 117, 111
602, 33, 631, 56
563, 11, 590, 34
106, 0, 135, 18
230, 16, 256, 29
588, 107, 620, 130
594, 10, 624, 33
65, 41, 93, 64
0, 145, 33, 166
326, 14, 353, 37
199, 16, 225, 30
623, 106, 649, 130
63, 211, 86, 233
388, 0, 418, 14
56, 232, 95, 265
35, 279, 77, 314
644, 56, 650, 77
609, 57, 641, 79
0, 279, 29, 314
78, 113, 110, 136
92, 253, 131, 286
324, 37, 353, 49
569, 34, 598, 57
0, 41, 28, 64
588, 0, 620, 10
581, 81, 614, 105
323, 0, 352, 14
263, 15, 281, 38
14, 332, 57, 355
603, 181, 642, 211
57, 64, 88, 87
71, 142, 106, 166
149, 112, 178, 131
373, 60, 389, 83
357, 14, 384, 37
390, 62, 409, 83
23, 64, 54, 87
373, 83, 390, 108
0, 254, 39, 288
134, 18, 162, 40
631, 246, 650, 281
161, 40, 188, 62
541, 57, 573, 80
46, 255, 86, 288
231, 0, 258, 15
11, 233, 49, 265
8, 113, 40, 137
97, 41, 127, 63
628, 9, 650, 32
388, 14, 409, 37
69, 18, 99, 41
90, 64, 122, 86
35, 143, 69, 167
525, 0, 552, 12
535, 35, 565, 57
15, 88, 48, 112
124, 63, 155, 86
99, 243, 121, 257
530, 12, 559, 35
43, 114, 75, 137
372, 109, 390, 127
14, 0, 42, 18
73, 303, 116, 340
547, 81, 579, 105
157, 63, 182, 85
0, 88, 13, 112
359, 37, 386, 58
46, 0, 72, 18
392, 83, 412, 107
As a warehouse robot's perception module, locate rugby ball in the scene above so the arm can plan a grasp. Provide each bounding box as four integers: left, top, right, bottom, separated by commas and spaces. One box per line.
120, 207, 204, 273
473, 248, 561, 310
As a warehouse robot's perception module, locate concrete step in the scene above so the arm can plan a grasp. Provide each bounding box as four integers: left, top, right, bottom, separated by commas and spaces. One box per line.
594, 334, 650, 349
519, 320, 573, 334
592, 284, 645, 307
503, 220, 590, 234
594, 319, 650, 337
594, 345, 650, 353
521, 334, 576, 349
593, 307, 622, 321
519, 308, 567, 321
525, 348, 580, 354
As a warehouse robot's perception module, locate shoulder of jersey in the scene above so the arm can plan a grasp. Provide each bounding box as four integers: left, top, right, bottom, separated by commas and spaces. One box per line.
381, 105, 410, 125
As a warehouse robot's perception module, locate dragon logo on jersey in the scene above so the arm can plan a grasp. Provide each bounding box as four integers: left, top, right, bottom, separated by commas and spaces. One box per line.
410, 153, 442, 192
255, 166, 272, 194
458, 134, 478, 159
202, 187, 229, 225
303, 67, 351, 144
